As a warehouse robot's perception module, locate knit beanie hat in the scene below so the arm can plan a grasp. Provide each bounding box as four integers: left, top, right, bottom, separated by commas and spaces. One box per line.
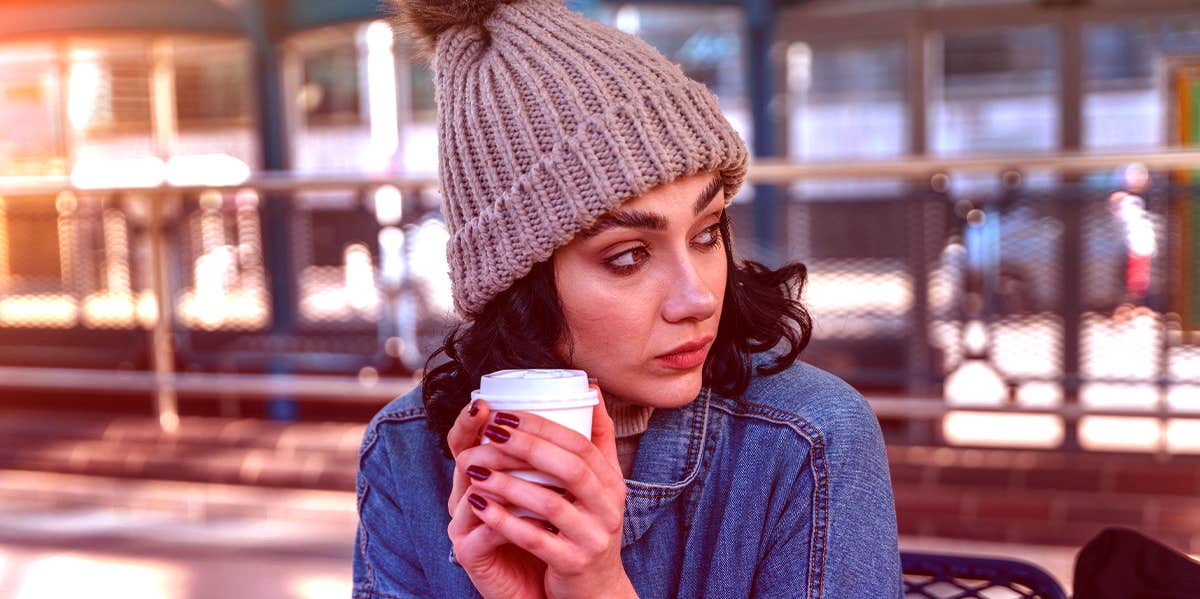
395, 0, 749, 319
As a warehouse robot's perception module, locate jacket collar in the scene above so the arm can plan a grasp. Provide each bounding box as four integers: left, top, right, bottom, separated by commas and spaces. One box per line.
621, 385, 712, 547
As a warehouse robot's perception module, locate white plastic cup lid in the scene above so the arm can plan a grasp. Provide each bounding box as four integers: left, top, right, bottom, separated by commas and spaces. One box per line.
471, 369, 599, 409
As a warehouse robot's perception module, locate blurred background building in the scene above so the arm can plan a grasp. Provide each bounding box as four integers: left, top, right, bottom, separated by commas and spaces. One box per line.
0, 0, 1198, 596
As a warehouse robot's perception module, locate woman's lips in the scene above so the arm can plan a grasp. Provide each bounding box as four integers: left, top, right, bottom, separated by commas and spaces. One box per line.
654, 340, 712, 370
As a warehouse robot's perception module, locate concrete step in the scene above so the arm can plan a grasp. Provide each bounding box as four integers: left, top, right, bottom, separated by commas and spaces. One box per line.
0, 410, 365, 491
0, 468, 356, 559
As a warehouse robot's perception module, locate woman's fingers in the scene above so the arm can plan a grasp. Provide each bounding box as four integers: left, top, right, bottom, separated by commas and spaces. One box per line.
480, 416, 622, 529
487, 409, 623, 489
448, 399, 489, 457
448, 443, 533, 516
446, 399, 491, 516
460, 466, 596, 543
448, 489, 507, 567
447, 485, 483, 539
464, 488, 576, 570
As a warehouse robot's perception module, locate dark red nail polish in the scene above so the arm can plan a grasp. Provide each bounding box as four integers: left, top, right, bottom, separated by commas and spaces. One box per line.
468, 401, 479, 417
466, 465, 491, 481
468, 493, 487, 510
494, 412, 520, 428
542, 521, 559, 535
483, 424, 510, 443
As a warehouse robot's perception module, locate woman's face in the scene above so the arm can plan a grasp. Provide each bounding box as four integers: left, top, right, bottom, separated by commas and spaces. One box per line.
552, 171, 727, 409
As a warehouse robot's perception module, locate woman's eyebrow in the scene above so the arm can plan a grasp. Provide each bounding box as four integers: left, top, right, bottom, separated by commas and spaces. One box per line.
692, 176, 723, 215
576, 177, 722, 240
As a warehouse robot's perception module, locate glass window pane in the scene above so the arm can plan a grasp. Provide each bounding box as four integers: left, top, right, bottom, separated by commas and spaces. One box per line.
0, 44, 64, 176
289, 26, 369, 174
169, 37, 257, 168
174, 39, 251, 128
302, 45, 361, 127
787, 38, 908, 160
1084, 17, 1200, 150
407, 61, 435, 117
932, 25, 1059, 155
785, 37, 908, 198
593, 4, 750, 149
399, 58, 438, 176
68, 41, 156, 164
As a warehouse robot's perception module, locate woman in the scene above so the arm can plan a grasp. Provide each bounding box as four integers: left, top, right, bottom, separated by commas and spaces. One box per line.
353, 1, 902, 597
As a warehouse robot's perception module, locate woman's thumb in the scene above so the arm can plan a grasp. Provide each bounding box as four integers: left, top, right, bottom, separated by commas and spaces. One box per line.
589, 383, 619, 468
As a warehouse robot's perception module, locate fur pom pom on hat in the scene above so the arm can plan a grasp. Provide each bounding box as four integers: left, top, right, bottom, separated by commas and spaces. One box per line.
392, 0, 521, 57
392, 0, 749, 318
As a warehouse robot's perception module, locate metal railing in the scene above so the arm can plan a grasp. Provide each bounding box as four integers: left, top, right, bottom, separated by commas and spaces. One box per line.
1, 148, 1198, 448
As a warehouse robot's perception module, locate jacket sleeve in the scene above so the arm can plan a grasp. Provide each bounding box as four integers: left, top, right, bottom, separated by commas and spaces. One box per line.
352, 421, 437, 598
751, 391, 903, 598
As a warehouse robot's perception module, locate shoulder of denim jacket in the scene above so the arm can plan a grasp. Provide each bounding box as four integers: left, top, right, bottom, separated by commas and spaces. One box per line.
357, 383, 436, 462
365, 383, 429, 434
723, 350, 877, 445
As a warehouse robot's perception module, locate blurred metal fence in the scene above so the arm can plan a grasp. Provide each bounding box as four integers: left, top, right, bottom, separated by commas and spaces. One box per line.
0, 175, 456, 370
0, 192, 149, 368
1, 150, 1200, 450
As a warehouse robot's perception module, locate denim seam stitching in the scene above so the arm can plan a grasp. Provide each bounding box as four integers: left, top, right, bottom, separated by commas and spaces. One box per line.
624, 387, 711, 499
351, 589, 416, 599
681, 397, 721, 536
357, 439, 379, 594
375, 408, 427, 424
709, 398, 830, 599
356, 412, 426, 595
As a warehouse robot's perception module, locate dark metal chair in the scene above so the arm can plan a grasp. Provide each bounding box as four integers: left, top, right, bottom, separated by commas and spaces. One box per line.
901, 551, 1069, 599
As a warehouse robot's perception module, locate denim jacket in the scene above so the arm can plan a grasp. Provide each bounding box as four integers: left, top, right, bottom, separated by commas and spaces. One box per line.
353, 351, 902, 598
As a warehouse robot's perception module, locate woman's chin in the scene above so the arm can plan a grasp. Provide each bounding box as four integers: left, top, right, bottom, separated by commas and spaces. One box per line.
630, 372, 704, 409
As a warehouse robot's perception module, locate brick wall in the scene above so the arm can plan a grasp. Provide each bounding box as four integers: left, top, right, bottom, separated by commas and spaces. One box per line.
889, 445, 1200, 554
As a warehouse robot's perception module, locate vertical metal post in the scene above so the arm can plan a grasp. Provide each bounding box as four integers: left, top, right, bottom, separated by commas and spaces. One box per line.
1059, 13, 1084, 450
147, 192, 179, 433
245, 0, 298, 420
746, 0, 780, 268
907, 24, 928, 158
906, 22, 934, 400
148, 37, 179, 432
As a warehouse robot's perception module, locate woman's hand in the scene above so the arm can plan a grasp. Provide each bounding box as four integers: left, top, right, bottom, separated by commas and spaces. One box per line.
446, 399, 547, 599
459, 384, 638, 599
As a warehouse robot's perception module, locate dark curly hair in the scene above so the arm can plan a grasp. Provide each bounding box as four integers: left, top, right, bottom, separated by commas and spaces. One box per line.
421, 209, 813, 459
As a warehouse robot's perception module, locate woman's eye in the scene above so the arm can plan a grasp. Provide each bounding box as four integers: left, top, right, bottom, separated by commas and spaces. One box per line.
602, 225, 722, 276
605, 247, 649, 273
694, 224, 722, 248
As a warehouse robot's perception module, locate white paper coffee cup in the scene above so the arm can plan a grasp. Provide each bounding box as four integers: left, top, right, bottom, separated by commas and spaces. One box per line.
471, 369, 599, 519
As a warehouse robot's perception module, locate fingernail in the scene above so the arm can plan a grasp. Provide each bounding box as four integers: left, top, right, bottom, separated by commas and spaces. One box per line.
466, 465, 491, 481
483, 424, 510, 444
542, 484, 576, 503
467, 493, 487, 510
542, 521, 559, 535
494, 412, 520, 428
468, 400, 480, 417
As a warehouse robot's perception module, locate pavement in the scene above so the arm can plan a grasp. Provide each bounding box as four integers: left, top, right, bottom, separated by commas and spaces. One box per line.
0, 408, 1086, 598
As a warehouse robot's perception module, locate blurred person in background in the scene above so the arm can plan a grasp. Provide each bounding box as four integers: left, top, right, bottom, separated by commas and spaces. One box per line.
1107, 162, 1157, 320
352, 1, 901, 597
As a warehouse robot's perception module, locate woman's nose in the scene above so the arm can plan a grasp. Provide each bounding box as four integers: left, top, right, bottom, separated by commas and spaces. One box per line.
661, 256, 718, 323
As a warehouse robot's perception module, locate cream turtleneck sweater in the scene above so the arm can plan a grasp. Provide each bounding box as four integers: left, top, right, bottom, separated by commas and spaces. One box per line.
604, 396, 654, 479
